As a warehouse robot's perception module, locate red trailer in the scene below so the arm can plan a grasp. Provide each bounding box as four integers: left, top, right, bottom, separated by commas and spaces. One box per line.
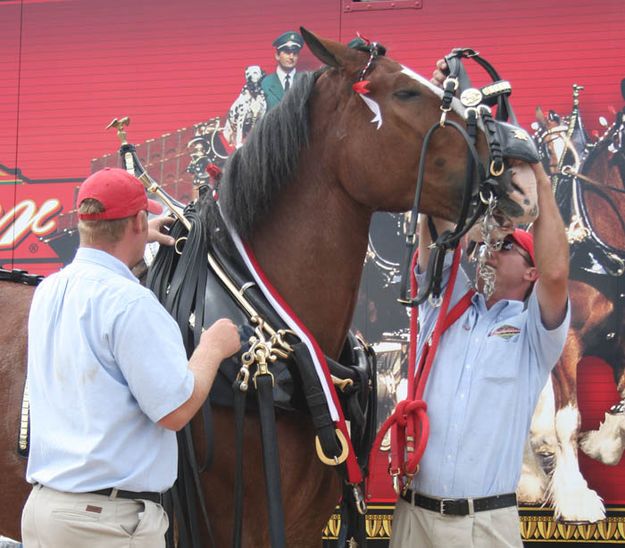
2, 1, 625, 545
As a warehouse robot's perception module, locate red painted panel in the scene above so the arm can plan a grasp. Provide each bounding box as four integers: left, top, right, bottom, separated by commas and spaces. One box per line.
578, 357, 625, 503
1, 0, 625, 516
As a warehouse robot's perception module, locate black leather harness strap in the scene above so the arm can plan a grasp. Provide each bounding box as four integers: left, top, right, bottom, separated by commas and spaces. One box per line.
0, 268, 43, 285
232, 377, 247, 548
399, 117, 490, 307
256, 373, 287, 548
292, 343, 342, 459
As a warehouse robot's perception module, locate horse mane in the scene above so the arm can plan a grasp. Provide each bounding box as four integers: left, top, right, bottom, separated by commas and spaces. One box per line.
208, 70, 320, 240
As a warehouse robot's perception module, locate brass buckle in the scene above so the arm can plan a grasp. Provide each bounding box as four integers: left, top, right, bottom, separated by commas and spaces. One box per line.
315, 429, 349, 466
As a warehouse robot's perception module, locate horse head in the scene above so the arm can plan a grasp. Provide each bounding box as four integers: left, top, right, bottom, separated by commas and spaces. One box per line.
300, 28, 539, 230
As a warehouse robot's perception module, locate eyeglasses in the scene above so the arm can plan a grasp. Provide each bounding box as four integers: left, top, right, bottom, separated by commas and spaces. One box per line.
477, 239, 533, 266
500, 239, 533, 265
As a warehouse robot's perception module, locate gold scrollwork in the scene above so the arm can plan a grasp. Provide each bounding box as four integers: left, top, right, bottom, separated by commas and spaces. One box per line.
322, 506, 625, 542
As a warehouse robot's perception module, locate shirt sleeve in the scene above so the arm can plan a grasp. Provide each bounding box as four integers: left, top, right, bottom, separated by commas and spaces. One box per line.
111, 293, 195, 423
526, 288, 571, 381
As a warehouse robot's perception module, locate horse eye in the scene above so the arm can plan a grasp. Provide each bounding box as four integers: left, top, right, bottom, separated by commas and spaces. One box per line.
394, 89, 421, 100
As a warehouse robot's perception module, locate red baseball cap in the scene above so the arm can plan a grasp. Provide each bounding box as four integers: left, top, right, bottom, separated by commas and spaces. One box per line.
77, 168, 163, 220
509, 228, 535, 266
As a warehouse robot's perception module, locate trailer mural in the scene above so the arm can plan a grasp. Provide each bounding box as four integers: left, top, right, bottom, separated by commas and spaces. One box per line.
2, 0, 625, 545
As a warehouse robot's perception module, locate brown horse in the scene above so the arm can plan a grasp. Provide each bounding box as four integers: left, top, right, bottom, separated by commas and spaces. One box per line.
0, 30, 537, 545
0, 279, 35, 542
520, 104, 625, 523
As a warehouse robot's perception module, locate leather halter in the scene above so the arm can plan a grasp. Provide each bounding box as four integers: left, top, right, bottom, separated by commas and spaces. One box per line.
398, 48, 539, 308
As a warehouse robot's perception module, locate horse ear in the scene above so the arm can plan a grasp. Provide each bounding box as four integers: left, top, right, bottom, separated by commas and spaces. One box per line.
300, 27, 342, 68
301, 26, 365, 72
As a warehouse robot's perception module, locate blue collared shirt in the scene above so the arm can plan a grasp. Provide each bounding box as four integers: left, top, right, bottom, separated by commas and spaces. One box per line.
26, 248, 194, 493
411, 253, 570, 498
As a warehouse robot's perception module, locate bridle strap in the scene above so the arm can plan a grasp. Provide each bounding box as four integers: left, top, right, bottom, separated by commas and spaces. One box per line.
445, 49, 517, 124
399, 117, 492, 307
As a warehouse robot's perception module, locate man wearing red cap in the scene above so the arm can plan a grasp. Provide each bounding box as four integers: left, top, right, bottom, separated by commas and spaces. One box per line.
391, 158, 570, 548
22, 168, 241, 547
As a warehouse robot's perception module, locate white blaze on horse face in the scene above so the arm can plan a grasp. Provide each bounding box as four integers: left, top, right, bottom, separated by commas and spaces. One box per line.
400, 66, 466, 118
358, 94, 383, 129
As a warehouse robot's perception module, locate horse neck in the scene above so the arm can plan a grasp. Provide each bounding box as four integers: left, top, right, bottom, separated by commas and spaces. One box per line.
249, 163, 371, 359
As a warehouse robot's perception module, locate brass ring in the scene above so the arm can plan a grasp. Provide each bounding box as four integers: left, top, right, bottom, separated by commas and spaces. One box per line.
490, 160, 505, 177
174, 236, 188, 255
315, 429, 349, 466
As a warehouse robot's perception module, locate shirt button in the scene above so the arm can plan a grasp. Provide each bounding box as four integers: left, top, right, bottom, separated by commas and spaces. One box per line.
460, 393, 465, 399
465, 364, 471, 370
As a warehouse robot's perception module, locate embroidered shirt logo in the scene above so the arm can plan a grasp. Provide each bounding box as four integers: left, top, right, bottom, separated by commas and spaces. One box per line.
488, 325, 521, 340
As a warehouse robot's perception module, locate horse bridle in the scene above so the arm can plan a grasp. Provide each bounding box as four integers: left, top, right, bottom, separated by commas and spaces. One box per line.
393, 48, 539, 307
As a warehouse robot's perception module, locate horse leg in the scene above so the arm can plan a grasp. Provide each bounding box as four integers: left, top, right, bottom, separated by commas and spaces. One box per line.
198, 406, 341, 548
518, 375, 556, 504
548, 336, 605, 523
0, 284, 33, 541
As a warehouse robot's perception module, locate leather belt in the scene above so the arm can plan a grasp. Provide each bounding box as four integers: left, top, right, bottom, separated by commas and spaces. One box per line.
401, 489, 516, 516
91, 488, 162, 505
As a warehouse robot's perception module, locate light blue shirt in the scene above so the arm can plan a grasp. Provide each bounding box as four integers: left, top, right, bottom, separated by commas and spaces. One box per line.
411, 252, 570, 498
26, 247, 194, 493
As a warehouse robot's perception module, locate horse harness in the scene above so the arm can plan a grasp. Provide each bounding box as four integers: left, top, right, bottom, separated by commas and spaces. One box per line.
147, 204, 375, 548
535, 101, 625, 345
126, 126, 377, 548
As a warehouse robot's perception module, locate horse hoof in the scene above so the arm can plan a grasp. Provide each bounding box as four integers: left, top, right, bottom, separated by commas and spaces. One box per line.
552, 488, 605, 523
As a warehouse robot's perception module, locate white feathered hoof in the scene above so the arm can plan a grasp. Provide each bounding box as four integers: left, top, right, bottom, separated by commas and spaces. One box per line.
548, 405, 606, 523
580, 412, 625, 465
550, 464, 605, 523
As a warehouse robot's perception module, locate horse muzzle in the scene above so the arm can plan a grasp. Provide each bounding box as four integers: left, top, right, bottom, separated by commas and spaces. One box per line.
491, 158, 540, 226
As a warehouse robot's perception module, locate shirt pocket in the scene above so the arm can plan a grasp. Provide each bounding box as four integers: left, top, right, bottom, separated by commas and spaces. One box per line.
477, 324, 522, 382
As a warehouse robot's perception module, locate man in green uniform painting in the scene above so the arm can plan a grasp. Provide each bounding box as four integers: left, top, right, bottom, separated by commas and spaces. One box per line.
261, 30, 304, 110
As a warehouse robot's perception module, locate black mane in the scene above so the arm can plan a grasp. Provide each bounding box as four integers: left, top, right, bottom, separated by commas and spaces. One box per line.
207, 71, 320, 240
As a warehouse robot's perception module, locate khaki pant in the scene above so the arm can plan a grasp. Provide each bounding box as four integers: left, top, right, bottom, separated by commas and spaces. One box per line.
21, 484, 168, 548
390, 497, 523, 548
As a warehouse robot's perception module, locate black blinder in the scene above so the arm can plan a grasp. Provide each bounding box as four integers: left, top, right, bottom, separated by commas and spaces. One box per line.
494, 121, 540, 164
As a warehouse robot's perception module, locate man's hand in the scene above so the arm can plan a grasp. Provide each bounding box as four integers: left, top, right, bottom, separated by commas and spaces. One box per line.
431, 59, 448, 88
148, 216, 175, 246
200, 318, 242, 362
158, 318, 241, 432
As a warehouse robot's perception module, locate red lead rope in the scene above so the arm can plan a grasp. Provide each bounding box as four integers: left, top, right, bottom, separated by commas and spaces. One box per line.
367, 246, 474, 498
